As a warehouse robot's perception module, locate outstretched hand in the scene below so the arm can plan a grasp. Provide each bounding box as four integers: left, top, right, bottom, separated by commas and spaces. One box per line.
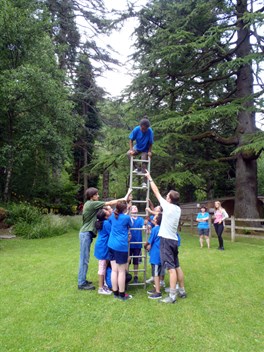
124, 188, 133, 202
145, 170, 151, 179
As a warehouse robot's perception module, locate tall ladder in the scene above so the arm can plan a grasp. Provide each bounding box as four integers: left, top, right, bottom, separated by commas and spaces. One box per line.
128, 156, 151, 289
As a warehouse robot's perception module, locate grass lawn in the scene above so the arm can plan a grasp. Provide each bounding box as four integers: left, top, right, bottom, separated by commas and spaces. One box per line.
0, 229, 263, 352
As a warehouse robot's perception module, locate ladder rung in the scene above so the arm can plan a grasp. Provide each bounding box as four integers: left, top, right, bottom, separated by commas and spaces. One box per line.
128, 269, 146, 273
132, 200, 148, 203
130, 241, 146, 244
128, 282, 146, 286
129, 255, 145, 258
133, 159, 150, 163
130, 227, 146, 231
132, 186, 148, 190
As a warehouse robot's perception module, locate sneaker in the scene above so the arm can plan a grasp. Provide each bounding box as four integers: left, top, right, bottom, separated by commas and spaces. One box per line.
85, 280, 93, 285
146, 277, 154, 284
178, 291, 187, 299
133, 276, 138, 284
78, 283, 95, 290
142, 182, 147, 188
133, 168, 139, 174
119, 293, 132, 301
160, 281, 166, 288
98, 287, 112, 295
159, 296, 176, 304
147, 288, 156, 295
148, 292, 162, 300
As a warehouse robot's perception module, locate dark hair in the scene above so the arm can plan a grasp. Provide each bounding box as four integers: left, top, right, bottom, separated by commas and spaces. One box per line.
200, 205, 207, 211
140, 118, 150, 128
168, 190, 180, 205
95, 209, 107, 231
85, 187, 98, 200
114, 201, 127, 219
155, 213, 162, 226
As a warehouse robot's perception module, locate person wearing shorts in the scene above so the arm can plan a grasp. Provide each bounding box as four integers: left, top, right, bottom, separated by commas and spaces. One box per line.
108, 201, 133, 301
129, 205, 144, 283
196, 205, 210, 248
145, 170, 187, 304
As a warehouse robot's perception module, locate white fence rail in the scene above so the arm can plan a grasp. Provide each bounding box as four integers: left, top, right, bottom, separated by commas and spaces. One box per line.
181, 214, 264, 241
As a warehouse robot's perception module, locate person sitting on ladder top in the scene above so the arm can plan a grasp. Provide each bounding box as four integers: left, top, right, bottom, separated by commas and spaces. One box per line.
127, 117, 154, 188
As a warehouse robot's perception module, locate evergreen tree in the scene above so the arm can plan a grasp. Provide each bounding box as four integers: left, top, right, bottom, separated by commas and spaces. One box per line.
128, 0, 264, 217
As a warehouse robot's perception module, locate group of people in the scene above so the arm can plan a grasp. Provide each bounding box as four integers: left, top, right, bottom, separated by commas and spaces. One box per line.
196, 201, 229, 250
77, 117, 228, 304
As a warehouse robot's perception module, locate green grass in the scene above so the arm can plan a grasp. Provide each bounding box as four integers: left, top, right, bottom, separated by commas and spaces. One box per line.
0, 230, 263, 352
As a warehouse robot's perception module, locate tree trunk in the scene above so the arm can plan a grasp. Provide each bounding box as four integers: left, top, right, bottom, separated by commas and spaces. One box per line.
102, 169, 109, 199
83, 148, 88, 198
234, 0, 259, 218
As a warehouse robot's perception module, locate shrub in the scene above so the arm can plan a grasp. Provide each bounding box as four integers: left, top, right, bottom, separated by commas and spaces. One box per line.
14, 214, 69, 239
0, 207, 7, 222
6, 203, 42, 226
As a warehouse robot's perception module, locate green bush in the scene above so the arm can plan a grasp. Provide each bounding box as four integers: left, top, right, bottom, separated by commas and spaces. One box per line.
14, 214, 69, 239
5, 203, 42, 226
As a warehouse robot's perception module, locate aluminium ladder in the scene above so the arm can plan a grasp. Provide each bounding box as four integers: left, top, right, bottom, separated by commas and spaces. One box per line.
128, 155, 151, 289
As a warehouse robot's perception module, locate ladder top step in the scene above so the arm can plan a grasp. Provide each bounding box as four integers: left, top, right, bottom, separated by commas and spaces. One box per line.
133, 159, 150, 163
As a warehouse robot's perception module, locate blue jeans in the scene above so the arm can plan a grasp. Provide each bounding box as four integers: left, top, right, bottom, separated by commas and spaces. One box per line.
78, 231, 94, 286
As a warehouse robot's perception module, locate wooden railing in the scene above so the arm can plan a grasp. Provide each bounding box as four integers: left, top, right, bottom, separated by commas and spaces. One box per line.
180, 214, 264, 241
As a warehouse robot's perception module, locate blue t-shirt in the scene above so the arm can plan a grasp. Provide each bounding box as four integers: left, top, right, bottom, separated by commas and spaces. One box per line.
94, 220, 111, 260
129, 126, 154, 152
108, 213, 133, 252
130, 216, 144, 249
148, 225, 161, 265
197, 212, 209, 229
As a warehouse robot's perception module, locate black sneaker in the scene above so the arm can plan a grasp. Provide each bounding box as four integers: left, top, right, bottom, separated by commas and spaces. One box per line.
85, 280, 93, 285
147, 288, 156, 295
78, 283, 95, 290
133, 276, 138, 284
148, 292, 162, 300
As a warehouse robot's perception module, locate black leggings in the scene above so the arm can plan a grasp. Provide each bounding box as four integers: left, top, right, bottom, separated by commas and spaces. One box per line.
214, 223, 224, 248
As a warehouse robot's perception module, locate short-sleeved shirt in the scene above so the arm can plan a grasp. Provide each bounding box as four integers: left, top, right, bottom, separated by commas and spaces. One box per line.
108, 213, 133, 252
148, 225, 161, 265
80, 200, 105, 233
197, 212, 209, 229
94, 220, 111, 260
158, 197, 181, 241
130, 216, 144, 249
129, 126, 154, 152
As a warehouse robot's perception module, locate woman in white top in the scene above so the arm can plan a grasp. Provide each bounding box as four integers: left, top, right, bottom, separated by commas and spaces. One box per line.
213, 201, 229, 250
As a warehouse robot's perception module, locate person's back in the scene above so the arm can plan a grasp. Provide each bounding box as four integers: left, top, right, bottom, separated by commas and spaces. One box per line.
158, 197, 181, 240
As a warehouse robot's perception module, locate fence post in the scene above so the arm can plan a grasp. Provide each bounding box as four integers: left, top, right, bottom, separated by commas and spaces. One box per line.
231, 215, 235, 242
190, 214, 194, 231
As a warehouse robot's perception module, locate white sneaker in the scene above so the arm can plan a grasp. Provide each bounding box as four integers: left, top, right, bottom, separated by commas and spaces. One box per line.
160, 281, 166, 288
133, 168, 139, 173
146, 277, 154, 284
142, 182, 147, 188
98, 287, 112, 295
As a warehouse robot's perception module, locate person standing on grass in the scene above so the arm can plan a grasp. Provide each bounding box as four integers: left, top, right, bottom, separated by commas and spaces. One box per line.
145, 170, 187, 304
196, 205, 210, 249
127, 117, 154, 188
129, 205, 145, 284
108, 201, 133, 301
213, 201, 229, 251
78, 188, 131, 291
94, 207, 113, 295
145, 213, 163, 300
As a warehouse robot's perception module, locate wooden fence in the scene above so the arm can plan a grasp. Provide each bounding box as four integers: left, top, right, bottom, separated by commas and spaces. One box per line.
180, 214, 264, 241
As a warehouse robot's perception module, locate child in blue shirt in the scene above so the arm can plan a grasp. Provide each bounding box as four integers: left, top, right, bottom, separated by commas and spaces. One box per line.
145, 213, 163, 299
108, 201, 133, 301
129, 205, 145, 283
196, 205, 210, 248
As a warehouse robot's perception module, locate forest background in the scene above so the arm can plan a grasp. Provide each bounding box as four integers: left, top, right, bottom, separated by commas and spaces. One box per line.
0, 0, 264, 219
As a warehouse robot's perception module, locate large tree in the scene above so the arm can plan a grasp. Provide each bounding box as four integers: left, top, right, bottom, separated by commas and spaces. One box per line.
127, 0, 264, 217
0, 0, 77, 202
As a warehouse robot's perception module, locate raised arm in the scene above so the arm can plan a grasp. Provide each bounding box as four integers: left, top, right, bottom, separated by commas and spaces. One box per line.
145, 170, 162, 202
